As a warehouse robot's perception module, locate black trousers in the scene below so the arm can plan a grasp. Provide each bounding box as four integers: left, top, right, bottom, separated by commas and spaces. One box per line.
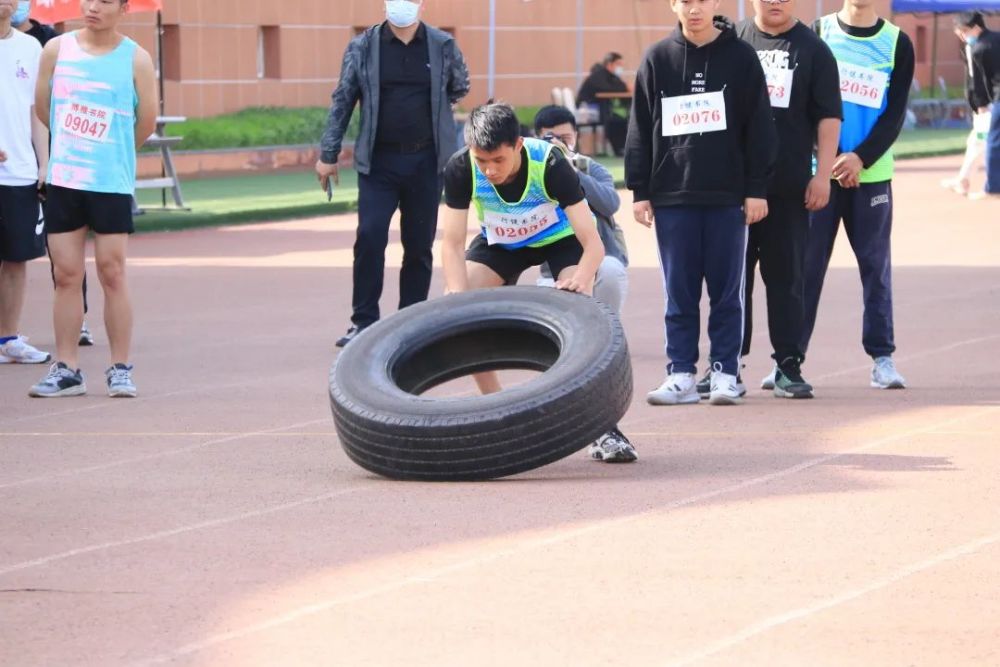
742, 195, 808, 363
352, 146, 441, 328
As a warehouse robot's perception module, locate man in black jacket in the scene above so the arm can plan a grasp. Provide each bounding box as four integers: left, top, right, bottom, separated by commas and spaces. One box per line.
316, 1, 470, 347
626, 0, 776, 407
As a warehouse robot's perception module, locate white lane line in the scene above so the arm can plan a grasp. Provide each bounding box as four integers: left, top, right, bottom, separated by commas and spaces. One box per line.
134, 405, 999, 666
811, 334, 1000, 382
0, 485, 367, 577
0, 418, 329, 491
667, 531, 1000, 667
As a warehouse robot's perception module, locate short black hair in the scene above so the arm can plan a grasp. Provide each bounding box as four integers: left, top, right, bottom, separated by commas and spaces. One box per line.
955, 11, 985, 29
533, 105, 577, 135
602, 52, 624, 66
464, 102, 521, 151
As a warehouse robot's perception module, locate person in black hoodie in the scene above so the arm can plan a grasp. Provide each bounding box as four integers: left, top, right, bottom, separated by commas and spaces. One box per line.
626, 0, 776, 407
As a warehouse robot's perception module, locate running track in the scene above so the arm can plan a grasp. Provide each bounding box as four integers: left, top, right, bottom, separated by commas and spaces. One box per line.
1, 155, 998, 666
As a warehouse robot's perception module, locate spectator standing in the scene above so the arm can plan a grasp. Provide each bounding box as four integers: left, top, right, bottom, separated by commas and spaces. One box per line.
316, 0, 470, 347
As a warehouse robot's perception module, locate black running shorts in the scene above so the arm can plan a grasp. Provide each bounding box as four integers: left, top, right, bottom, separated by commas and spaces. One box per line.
43, 184, 134, 235
0, 183, 46, 262
466, 232, 585, 285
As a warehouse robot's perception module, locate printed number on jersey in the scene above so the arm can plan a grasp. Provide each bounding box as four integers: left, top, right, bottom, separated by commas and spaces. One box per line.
837, 63, 888, 109
58, 102, 114, 143
662, 91, 727, 136
483, 203, 561, 245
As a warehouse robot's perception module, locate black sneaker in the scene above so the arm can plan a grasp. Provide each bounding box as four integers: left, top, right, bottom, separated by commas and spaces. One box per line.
335, 325, 367, 348
695, 369, 712, 399
697, 367, 746, 399
773, 358, 814, 399
29, 362, 87, 398
588, 427, 637, 462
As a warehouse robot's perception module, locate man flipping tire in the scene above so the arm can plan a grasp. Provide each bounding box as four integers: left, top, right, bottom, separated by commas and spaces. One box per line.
439, 102, 636, 463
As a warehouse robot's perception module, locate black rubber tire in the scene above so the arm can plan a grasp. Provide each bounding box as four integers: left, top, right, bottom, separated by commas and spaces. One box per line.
329, 286, 633, 481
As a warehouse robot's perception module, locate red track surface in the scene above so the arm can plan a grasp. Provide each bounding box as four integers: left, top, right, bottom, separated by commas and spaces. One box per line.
1, 156, 998, 666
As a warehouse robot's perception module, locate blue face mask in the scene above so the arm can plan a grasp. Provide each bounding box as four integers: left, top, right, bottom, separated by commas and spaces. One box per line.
966, 35, 979, 46
385, 0, 420, 29
11, 1, 31, 28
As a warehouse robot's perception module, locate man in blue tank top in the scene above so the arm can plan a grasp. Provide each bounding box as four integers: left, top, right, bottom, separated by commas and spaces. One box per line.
29, 0, 157, 398
439, 103, 636, 463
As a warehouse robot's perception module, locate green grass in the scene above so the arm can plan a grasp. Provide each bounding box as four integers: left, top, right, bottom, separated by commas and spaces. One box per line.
136, 128, 969, 233
135, 169, 359, 232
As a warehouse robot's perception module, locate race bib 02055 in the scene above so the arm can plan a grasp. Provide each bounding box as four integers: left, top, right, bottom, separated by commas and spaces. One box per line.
57, 102, 114, 143
764, 67, 794, 109
662, 91, 727, 137
483, 202, 561, 246
838, 63, 888, 109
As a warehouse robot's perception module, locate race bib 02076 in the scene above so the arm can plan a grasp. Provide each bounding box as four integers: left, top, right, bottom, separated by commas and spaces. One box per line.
838, 63, 888, 109
483, 202, 561, 245
58, 102, 114, 143
764, 67, 794, 109
662, 91, 727, 137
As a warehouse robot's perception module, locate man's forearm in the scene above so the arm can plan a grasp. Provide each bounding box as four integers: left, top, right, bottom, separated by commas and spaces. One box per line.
30, 112, 49, 171
815, 118, 841, 178
442, 242, 469, 293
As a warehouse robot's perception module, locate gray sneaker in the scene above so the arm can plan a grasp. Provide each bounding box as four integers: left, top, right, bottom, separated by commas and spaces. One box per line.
106, 363, 137, 398
871, 356, 906, 389
760, 366, 777, 390
29, 362, 86, 397
588, 427, 637, 463
79, 323, 95, 347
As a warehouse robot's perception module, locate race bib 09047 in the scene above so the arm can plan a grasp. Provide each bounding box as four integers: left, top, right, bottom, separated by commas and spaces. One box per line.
483, 202, 561, 245
838, 63, 888, 109
764, 67, 794, 109
58, 102, 114, 143
662, 91, 727, 137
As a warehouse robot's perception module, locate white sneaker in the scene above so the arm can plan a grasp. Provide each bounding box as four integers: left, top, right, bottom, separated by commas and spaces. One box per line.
871, 356, 906, 389
647, 372, 700, 405
709, 370, 744, 405
760, 366, 777, 390
0, 336, 52, 364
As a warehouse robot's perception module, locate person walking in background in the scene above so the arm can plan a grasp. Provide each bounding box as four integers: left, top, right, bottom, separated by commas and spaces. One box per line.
30, 0, 157, 397
952, 11, 1000, 200
802, 0, 914, 389
577, 52, 630, 156
0, 0, 51, 365
941, 12, 995, 197
316, 0, 470, 348
626, 0, 776, 407
729, 0, 842, 400
533, 105, 630, 314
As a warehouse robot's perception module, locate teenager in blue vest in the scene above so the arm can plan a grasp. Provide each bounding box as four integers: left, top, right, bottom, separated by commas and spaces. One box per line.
439, 102, 636, 463
30, 0, 158, 397
803, 0, 914, 389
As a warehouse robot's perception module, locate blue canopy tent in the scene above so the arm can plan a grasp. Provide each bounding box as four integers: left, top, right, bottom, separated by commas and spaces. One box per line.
892, 0, 1000, 11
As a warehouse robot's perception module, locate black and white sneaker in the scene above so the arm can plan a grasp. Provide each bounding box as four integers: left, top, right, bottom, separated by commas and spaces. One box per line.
29, 362, 86, 398
588, 427, 637, 463
697, 367, 746, 399
335, 325, 367, 348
